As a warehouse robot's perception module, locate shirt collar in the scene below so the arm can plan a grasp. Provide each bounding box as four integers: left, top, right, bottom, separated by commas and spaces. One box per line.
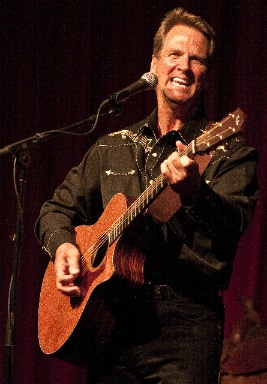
137, 106, 209, 145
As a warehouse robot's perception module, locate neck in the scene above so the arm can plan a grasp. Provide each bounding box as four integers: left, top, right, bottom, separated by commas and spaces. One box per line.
157, 97, 203, 137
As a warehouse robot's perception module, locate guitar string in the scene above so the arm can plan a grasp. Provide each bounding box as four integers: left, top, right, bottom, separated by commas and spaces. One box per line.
80, 114, 238, 266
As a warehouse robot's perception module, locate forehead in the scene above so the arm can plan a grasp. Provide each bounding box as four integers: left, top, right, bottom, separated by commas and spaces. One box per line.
162, 24, 209, 56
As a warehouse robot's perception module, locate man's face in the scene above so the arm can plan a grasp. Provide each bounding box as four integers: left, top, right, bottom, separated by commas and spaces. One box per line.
150, 24, 209, 109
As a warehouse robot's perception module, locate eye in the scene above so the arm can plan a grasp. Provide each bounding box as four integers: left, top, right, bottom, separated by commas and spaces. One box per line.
190, 56, 207, 67
168, 49, 183, 58
169, 53, 179, 59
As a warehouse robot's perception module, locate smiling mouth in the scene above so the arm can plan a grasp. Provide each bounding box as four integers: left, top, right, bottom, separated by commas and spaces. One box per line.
170, 77, 191, 87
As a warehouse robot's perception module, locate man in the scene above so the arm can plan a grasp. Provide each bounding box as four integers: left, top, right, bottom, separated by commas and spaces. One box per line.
36, 7, 258, 384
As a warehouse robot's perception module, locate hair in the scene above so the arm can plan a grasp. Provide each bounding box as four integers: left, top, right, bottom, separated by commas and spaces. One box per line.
153, 7, 216, 70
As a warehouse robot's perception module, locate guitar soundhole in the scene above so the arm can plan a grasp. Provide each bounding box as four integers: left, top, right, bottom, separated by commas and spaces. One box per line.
92, 234, 109, 268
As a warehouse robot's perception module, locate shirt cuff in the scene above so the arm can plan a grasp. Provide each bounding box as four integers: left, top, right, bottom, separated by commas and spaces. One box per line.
42, 229, 76, 261
182, 180, 218, 222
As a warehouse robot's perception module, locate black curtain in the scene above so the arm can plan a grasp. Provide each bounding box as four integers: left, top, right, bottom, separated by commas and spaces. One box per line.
1, 1, 267, 383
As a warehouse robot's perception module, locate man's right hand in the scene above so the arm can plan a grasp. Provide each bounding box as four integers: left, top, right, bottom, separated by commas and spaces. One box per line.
54, 242, 81, 297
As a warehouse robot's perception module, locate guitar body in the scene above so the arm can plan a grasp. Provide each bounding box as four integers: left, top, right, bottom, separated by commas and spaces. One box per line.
38, 193, 148, 363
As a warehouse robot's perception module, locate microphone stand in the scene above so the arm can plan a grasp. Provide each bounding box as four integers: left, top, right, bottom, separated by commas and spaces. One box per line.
1, 103, 123, 384
4, 147, 30, 384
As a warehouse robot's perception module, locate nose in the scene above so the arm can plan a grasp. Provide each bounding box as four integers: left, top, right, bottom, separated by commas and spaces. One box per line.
177, 54, 190, 70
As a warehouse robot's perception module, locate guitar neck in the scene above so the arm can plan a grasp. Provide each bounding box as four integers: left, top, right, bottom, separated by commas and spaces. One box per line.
108, 173, 167, 244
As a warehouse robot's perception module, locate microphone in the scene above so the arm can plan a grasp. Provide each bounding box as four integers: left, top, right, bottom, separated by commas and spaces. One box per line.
105, 72, 158, 105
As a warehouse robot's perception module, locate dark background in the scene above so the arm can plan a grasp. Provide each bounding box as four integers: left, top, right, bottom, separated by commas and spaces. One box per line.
1, 1, 267, 383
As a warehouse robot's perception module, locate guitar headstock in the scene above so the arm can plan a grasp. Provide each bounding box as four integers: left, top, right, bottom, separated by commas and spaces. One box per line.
195, 108, 246, 153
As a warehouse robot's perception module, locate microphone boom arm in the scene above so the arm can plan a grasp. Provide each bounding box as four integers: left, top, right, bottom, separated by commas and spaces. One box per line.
0, 103, 123, 157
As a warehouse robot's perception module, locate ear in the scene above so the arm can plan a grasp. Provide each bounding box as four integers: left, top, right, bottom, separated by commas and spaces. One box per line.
150, 54, 157, 73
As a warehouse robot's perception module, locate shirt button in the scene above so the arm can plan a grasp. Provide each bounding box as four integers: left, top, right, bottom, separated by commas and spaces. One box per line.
149, 179, 154, 184
152, 152, 157, 157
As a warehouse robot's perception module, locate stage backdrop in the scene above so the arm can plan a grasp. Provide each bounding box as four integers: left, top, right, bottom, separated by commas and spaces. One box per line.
1, 1, 267, 383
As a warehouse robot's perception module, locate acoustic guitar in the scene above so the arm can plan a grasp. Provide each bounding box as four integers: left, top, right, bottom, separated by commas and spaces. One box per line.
38, 108, 245, 362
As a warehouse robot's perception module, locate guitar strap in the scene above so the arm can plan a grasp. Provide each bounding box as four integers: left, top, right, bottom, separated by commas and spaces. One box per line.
147, 153, 212, 223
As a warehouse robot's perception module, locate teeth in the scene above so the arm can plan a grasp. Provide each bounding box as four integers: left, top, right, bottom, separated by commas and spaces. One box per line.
171, 77, 189, 86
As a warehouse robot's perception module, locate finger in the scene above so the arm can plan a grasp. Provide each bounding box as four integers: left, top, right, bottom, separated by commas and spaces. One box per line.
161, 160, 177, 179
68, 253, 80, 277
56, 274, 81, 296
179, 155, 193, 168
176, 140, 187, 154
57, 282, 81, 297
160, 160, 169, 175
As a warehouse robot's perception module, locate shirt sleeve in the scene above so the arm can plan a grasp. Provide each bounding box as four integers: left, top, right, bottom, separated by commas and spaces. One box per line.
185, 142, 258, 237
167, 137, 258, 286
35, 143, 103, 260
